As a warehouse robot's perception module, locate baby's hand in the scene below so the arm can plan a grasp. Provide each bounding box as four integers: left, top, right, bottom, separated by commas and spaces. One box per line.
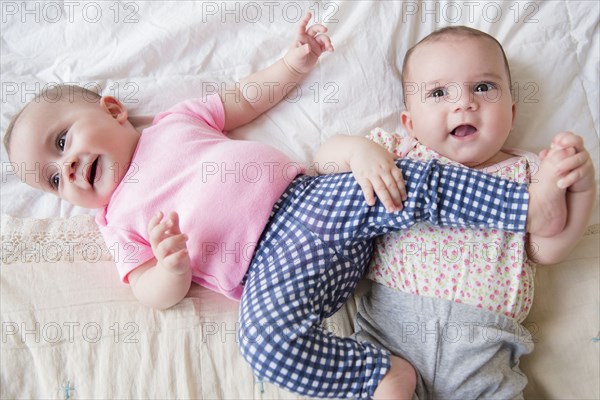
540, 132, 596, 193
349, 141, 407, 212
147, 211, 191, 275
283, 12, 334, 75
527, 147, 571, 236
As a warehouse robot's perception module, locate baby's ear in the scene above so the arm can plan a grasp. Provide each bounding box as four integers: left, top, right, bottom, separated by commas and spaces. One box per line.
400, 110, 415, 137
100, 96, 128, 123
511, 101, 517, 127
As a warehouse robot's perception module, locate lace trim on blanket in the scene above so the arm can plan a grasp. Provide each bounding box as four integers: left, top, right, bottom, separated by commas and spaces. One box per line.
585, 223, 599, 236
1, 214, 112, 265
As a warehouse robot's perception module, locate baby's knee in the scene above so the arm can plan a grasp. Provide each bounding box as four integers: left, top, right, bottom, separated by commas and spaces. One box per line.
237, 319, 290, 377
373, 355, 417, 400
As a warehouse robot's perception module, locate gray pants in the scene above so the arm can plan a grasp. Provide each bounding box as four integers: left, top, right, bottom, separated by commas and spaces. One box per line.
354, 283, 533, 400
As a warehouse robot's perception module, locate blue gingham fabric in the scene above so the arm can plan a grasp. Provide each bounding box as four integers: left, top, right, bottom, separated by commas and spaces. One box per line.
239, 159, 529, 399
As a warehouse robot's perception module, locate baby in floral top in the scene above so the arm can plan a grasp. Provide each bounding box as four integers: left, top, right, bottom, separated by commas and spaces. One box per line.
344, 26, 596, 399
366, 127, 537, 322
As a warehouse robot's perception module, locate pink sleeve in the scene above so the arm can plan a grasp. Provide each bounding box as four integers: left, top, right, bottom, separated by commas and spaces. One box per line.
152, 94, 225, 133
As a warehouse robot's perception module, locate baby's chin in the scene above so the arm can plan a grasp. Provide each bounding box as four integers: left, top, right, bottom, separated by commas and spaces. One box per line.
61, 193, 112, 210
438, 152, 487, 169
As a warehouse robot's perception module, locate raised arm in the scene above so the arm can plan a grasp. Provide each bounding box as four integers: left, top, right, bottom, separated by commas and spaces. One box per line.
222, 12, 333, 131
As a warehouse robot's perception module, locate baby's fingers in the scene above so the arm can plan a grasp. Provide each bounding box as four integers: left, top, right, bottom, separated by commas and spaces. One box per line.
148, 211, 170, 248
147, 211, 186, 252
162, 249, 191, 274
155, 233, 189, 261
296, 12, 312, 36
147, 211, 163, 233
552, 131, 584, 152
538, 148, 549, 161
556, 157, 593, 190
370, 176, 403, 213
314, 33, 334, 52
306, 23, 327, 37
356, 177, 377, 207
371, 178, 390, 208
377, 173, 404, 212
392, 167, 407, 201
556, 151, 590, 176
166, 211, 182, 235
557, 167, 585, 189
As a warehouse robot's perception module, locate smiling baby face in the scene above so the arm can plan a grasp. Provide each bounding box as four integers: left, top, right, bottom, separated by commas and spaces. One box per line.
401, 32, 516, 168
6, 86, 140, 209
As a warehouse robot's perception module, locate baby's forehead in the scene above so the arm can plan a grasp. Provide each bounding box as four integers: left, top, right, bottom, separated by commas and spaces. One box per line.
10, 99, 71, 152
13, 96, 92, 137
412, 35, 492, 58
407, 35, 505, 76
21, 95, 91, 117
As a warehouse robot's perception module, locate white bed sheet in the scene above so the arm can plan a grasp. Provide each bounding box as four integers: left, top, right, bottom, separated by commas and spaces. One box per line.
2, 0, 598, 218
1, 1, 599, 399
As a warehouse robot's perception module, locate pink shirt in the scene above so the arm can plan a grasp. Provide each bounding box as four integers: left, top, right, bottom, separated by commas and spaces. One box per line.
96, 95, 304, 300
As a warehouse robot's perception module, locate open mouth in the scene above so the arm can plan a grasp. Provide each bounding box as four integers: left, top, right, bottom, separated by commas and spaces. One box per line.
87, 157, 99, 186
450, 124, 477, 138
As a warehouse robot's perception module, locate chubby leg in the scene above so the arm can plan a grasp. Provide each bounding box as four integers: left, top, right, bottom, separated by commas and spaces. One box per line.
291, 157, 568, 244
287, 158, 531, 257
239, 219, 392, 399
373, 355, 417, 400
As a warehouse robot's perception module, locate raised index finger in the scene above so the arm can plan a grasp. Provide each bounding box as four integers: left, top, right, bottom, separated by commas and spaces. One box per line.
297, 12, 313, 35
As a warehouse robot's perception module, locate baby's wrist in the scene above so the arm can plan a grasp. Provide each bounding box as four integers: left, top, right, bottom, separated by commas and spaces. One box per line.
344, 136, 367, 163
281, 55, 305, 77
156, 257, 190, 275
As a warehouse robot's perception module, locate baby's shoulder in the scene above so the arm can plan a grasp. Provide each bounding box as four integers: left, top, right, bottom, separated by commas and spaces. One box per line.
501, 148, 539, 165
366, 127, 416, 158
487, 148, 540, 183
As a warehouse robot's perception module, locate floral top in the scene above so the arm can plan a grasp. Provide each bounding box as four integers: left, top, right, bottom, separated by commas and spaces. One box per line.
366, 128, 538, 322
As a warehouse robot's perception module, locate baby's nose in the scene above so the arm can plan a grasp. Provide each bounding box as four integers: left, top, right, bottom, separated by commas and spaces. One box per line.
454, 94, 479, 112
61, 159, 79, 183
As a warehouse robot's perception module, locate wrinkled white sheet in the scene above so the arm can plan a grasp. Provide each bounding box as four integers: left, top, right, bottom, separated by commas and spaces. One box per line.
2, 0, 598, 218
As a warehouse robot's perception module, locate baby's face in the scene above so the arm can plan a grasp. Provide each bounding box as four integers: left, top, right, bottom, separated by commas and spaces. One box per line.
8, 96, 140, 209
401, 36, 515, 168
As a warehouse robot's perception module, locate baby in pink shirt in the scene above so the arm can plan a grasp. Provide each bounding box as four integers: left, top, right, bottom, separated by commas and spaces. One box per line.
95, 93, 301, 300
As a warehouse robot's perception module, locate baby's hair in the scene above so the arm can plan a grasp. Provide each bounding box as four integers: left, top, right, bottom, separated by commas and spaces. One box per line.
3, 84, 102, 156
401, 26, 512, 105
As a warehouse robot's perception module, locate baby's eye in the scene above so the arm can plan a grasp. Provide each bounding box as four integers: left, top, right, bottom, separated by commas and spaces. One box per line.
474, 82, 496, 93
56, 131, 67, 151
429, 88, 447, 98
51, 173, 60, 190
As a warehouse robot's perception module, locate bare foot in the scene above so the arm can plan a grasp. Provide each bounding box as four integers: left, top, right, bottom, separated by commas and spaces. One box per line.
526, 147, 574, 237
373, 355, 416, 400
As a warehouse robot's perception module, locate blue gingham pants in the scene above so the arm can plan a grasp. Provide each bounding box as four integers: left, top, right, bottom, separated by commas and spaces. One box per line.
239, 159, 529, 399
